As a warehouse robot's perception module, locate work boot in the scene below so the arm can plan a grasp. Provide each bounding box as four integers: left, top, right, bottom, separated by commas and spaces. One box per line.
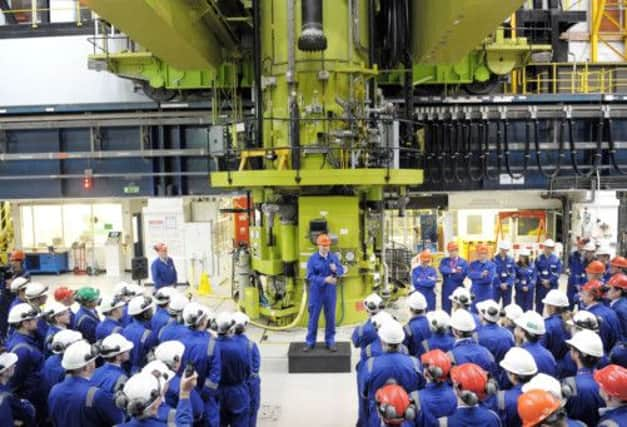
327, 344, 337, 352
303, 345, 313, 352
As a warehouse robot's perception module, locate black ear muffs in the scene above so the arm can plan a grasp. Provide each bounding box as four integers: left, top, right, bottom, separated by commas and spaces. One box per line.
427, 365, 443, 381
460, 389, 478, 406
114, 391, 128, 410
486, 307, 499, 318
485, 377, 498, 396
51, 341, 65, 354
561, 382, 574, 399
100, 345, 121, 358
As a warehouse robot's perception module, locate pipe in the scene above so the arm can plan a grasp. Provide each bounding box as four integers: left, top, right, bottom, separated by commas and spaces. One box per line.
253, 0, 263, 149
368, 0, 377, 101
246, 286, 309, 331
287, 0, 301, 174
298, 0, 327, 51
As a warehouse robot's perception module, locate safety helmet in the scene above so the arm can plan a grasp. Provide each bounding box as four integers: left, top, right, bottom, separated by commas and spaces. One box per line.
363, 293, 384, 314
518, 248, 531, 257
8, 303, 39, 325
596, 245, 611, 256
99, 295, 127, 314
450, 309, 476, 332
24, 282, 48, 300
517, 389, 562, 427
9, 250, 25, 262
608, 273, 627, 290
117, 373, 162, 417
42, 301, 70, 319
447, 242, 459, 252
154, 287, 176, 305
585, 261, 606, 275
316, 234, 331, 246
543, 239, 556, 248
498, 241, 511, 251
583, 241, 597, 252
113, 282, 133, 298
503, 303, 524, 322
419, 250, 432, 263
567, 310, 600, 332
541, 289, 569, 308
54, 286, 74, 302
522, 373, 565, 400
153, 242, 167, 252
450, 363, 493, 401
75, 287, 101, 305
407, 292, 427, 311
0, 352, 18, 375
62, 340, 99, 370
216, 312, 235, 335
9, 277, 29, 292
581, 279, 605, 299
100, 333, 134, 358
378, 320, 405, 345
232, 312, 250, 329
427, 310, 451, 332
371, 311, 395, 330
449, 287, 473, 307
375, 383, 416, 425
154, 341, 185, 370
500, 347, 538, 377
182, 302, 210, 327
142, 360, 175, 387
477, 299, 500, 323
593, 364, 627, 401
50, 329, 83, 355
476, 244, 489, 255
420, 349, 452, 381
515, 310, 546, 335
167, 292, 188, 315
127, 296, 154, 316
565, 329, 604, 358
610, 256, 627, 269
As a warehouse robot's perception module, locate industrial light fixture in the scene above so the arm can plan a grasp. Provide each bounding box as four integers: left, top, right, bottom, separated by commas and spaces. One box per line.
83, 169, 93, 190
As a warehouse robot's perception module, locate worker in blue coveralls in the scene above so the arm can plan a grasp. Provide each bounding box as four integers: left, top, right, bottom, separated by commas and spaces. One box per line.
150, 242, 178, 291
567, 238, 592, 309
539, 290, 571, 378
515, 248, 536, 311
403, 292, 431, 358
596, 245, 613, 283
448, 309, 498, 378
513, 310, 557, 377
413, 349, 457, 426
231, 311, 261, 427
492, 241, 515, 307
534, 239, 562, 314
594, 364, 627, 427
438, 242, 468, 313
0, 250, 30, 340
476, 299, 515, 388
467, 244, 496, 310
305, 233, 344, 352
607, 273, 627, 340
0, 351, 36, 427
411, 250, 438, 311
579, 279, 622, 353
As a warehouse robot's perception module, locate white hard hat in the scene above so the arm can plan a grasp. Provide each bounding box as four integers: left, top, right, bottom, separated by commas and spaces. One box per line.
142, 360, 175, 385
515, 310, 546, 335
449, 287, 473, 306
0, 352, 18, 374
25, 282, 48, 300
499, 347, 538, 376
427, 310, 451, 331
62, 340, 98, 370
565, 330, 604, 358
42, 301, 70, 318
167, 292, 188, 315
99, 295, 127, 314
363, 293, 384, 314
541, 289, 569, 308
371, 311, 394, 329
126, 284, 144, 297
113, 281, 133, 297
450, 309, 476, 332
518, 248, 531, 257
596, 246, 611, 256
127, 296, 154, 316
232, 312, 250, 328
567, 310, 599, 331
9, 277, 29, 292
498, 241, 511, 251
583, 241, 597, 252
50, 329, 83, 354
120, 373, 162, 415
377, 320, 405, 345
503, 303, 524, 321
8, 303, 39, 325
522, 373, 564, 400
407, 292, 427, 311
182, 302, 209, 327
477, 299, 500, 323
100, 333, 134, 358
216, 312, 235, 334
543, 239, 556, 248
154, 341, 185, 370
154, 287, 177, 305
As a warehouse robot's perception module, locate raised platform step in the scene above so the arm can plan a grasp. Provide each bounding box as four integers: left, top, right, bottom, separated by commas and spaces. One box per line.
287, 342, 351, 373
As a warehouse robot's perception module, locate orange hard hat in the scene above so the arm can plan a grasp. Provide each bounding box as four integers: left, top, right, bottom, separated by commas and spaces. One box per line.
608, 273, 627, 290
450, 363, 488, 400
54, 286, 75, 302
476, 244, 489, 255
581, 279, 604, 299
517, 389, 562, 427
447, 242, 459, 252
9, 250, 25, 262
154, 242, 167, 252
419, 250, 432, 263
610, 256, 627, 269
585, 260, 606, 275
420, 349, 452, 381
374, 383, 412, 425
316, 234, 331, 246
594, 364, 627, 401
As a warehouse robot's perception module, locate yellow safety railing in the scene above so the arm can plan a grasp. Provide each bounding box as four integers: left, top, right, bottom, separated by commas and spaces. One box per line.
1, 0, 91, 28
0, 202, 14, 264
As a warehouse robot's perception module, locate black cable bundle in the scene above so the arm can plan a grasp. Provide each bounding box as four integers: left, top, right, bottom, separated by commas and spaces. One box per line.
380, 0, 411, 69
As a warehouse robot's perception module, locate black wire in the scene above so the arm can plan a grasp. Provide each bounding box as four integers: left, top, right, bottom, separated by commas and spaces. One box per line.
503, 119, 528, 179
430, 121, 442, 184
534, 118, 564, 179
453, 120, 465, 183
567, 118, 584, 176
483, 120, 499, 180
578, 116, 604, 179
466, 120, 484, 182
607, 118, 627, 175
441, 122, 455, 184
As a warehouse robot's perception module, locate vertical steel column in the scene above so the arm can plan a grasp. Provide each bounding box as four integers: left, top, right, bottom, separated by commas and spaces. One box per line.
618, 191, 627, 255
591, 0, 607, 63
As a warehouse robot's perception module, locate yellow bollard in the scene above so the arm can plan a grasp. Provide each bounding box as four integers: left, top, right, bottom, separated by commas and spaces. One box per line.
198, 273, 212, 296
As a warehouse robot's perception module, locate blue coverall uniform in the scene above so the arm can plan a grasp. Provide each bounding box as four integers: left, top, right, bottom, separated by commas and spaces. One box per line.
0, 383, 35, 427
439, 256, 468, 313
150, 257, 177, 290
562, 368, 606, 427
489, 383, 524, 427
352, 318, 378, 350
115, 398, 193, 427
164, 374, 205, 424
448, 338, 498, 378
150, 306, 170, 338
609, 341, 627, 367
90, 362, 128, 394
120, 306, 132, 327
233, 333, 261, 427
48, 376, 124, 427
121, 318, 158, 374
541, 313, 571, 377
43, 324, 61, 357
586, 301, 622, 353
43, 353, 65, 394
218, 335, 251, 427
95, 317, 123, 342
477, 322, 515, 387
467, 260, 496, 309
597, 405, 627, 427
181, 329, 221, 427
610, 296, 627, 339
410, 382, 457, 427
493, 254, 515, 307
412, 265, 438, 311
74, 306, 99, 344
567, 251, 587, 309
437, 404, 502, 427
158, 321, 190, 343
0, 270, 29, 340
534, 253, 562, 314
305, 251, 344, 348
403, 315, 432, 358
421, 332, 455, 353
523, 341, 557, 377
514, 263, 536, 311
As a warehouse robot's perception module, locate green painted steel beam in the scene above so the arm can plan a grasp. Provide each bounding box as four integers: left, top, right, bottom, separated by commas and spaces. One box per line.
412, 0, 525, 65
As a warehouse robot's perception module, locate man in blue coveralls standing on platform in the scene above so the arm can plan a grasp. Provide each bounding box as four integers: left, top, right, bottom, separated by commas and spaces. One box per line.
150, 242, 177, 291
305, 233, 344, 352
535, 239, 562, 314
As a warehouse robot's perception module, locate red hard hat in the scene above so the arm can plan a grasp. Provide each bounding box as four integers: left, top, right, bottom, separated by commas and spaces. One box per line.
154, 242, 167, 252
419, 250, 432, 263
476, 244, 489, 255
420, 349, 452, 381
375, 383, 411, 425
585, 260, 606, 275
9, 250, 25, 262
594, 364, 627, 401
608, 273, 627, 290
517, 389, 562, 427
54, 286, 74, 302
610, 256, 627, 269
316, 234, 331, 246
450, 363, 488, 400
582, 279, 604, 298
447, 242, 459, 252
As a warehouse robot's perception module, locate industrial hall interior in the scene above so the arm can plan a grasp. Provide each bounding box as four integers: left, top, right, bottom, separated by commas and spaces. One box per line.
1, 0, 627, 426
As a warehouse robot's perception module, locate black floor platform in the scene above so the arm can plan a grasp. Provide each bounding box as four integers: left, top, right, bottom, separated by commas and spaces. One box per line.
287, 342, 351, 373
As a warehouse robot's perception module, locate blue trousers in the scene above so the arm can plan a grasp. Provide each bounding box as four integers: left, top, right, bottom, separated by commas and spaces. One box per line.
535, 283, 554, 314
247, 377, 260, 427
0, 287, 11, 341
203, 393, 220, 427
414, 286, 436, 311
306, 283, 336, 347
441, 282, 460, 313
471, 283, 493, 311
493, 284, 512, 307
566, 282, 580, 310
219, 383, 250, 427
515, 288, 534, 311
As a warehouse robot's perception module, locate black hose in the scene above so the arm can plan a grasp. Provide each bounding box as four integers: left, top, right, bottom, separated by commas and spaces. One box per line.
607, 118, 627, 175
453, 120, 465, 182
441, 122, 455, 184
534, 119, 564, 179
298, 0, 327, 52
567, 118, 584, 176
578, 116, 604, 179
368, 0, 377, 102
503, 119, 529, 179
253, 0, 263, 149
431, 121, 442, 184
482, 120, 499, 180
466, 120, 484, 182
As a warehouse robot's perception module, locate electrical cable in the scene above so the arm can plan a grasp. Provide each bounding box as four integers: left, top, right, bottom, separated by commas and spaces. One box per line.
482, 120, 499, 180
503, 119, 529, 179
430, 121, 442, 184
453, 120, 465, 182
606, 117, 627, 175
441, 121, 455, 184
577, 116, 603, 179
534, 118, 564, 178
465, 120, 484, 182
567, 118, 584, 176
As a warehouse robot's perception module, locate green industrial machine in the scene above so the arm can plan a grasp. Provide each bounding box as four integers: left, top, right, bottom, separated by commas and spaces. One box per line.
83, 0, 528, 327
